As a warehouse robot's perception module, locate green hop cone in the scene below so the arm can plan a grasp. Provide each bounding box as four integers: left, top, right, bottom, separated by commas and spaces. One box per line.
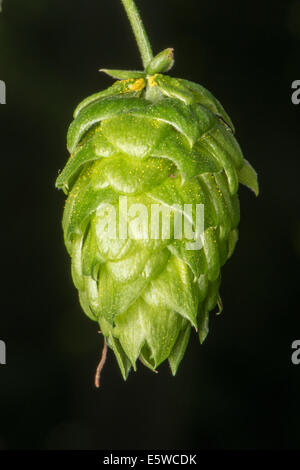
56, 0, 258, 382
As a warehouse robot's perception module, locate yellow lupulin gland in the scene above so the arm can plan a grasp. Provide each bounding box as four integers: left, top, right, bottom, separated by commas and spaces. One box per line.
148, 74, 158, 87
129, 78, 146, 92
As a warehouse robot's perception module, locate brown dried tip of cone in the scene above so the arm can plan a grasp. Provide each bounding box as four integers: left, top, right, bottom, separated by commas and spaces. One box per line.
94, 338, 108, 388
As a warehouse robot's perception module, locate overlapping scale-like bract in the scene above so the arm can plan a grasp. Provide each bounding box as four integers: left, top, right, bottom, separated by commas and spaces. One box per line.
56, 73, 258, 379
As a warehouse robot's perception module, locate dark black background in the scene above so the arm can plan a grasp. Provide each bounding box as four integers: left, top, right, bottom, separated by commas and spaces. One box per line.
0, 0, 299, 450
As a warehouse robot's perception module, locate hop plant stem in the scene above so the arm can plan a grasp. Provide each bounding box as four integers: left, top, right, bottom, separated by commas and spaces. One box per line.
120, 0, 153, 69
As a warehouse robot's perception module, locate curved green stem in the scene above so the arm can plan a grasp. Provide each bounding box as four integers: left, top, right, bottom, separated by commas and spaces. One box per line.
120, 0, 153, 69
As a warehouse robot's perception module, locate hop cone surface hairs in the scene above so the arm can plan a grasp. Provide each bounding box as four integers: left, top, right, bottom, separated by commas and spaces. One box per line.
56, 0, 258, 382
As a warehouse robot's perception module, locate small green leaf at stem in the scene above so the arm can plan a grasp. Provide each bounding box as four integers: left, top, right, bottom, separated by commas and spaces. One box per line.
146, 48, 175, 75
100, 69, 146, 79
